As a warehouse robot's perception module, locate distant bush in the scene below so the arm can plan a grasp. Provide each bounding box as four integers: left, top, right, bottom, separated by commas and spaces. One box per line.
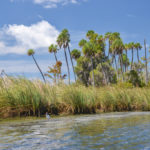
116, 82, 133, 88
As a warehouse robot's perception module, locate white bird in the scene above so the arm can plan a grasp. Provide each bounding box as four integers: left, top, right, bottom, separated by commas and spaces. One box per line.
46, 112, 50, 120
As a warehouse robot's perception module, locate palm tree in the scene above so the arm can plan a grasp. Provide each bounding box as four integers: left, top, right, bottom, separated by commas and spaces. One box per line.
27, 49, 46, 83
86, 30, 98, 44
105, 32, 120, 66
111, 32, 120, 40
134, 42, 142, 63
111, 39, 124, 80
128, 42, 135, 70
61, 29, 76, 82
104, 32, 112, 58
97, 35, 106, 57
57, 30, 70, 84
79, 39, 87, 48
82, 42, 96, 86
48, 44, 58, 62
71, 49, 81, 60
124, 43, 129, 72
86, 30, 95, 40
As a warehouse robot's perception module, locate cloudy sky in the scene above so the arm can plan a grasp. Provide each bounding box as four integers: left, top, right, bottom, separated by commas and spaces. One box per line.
0, 0, 150, 81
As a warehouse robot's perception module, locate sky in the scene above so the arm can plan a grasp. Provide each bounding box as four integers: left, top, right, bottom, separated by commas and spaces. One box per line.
0, 0, 150, 81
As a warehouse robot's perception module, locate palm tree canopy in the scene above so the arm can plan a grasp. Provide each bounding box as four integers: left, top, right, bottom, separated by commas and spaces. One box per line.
134, 42, 142, 50
57, 29, 70, 49
104, 32, 112, 40
86, 30, 99, 43
57, 34, 63, 48
48, 44, 58, 53
124, 43, 129, 51
110, 32, 120, 42
90, 33, 98, 42
82, 42, 96, 57
79, 39, 87, 48
111, 39, 124, 55
97, 35, 105, 51
128, 42, 135, 49
98, 35, 104, 42
61, 29, 70, 48
27, 49, 35, 56
86, 30, 95, 39
71, 49, 81, 60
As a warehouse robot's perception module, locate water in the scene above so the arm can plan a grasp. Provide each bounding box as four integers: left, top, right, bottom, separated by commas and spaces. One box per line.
1, 112, 150, 150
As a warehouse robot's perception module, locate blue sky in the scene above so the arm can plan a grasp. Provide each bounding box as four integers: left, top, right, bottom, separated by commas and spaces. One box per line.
0, 0, 150, 81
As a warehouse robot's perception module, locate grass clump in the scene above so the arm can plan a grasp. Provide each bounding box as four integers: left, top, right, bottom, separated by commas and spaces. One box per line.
1, 77, 150, 118
61, 85, 97, 114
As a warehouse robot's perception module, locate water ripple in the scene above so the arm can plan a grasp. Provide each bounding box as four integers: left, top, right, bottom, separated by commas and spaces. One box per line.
1, 112, 150, 150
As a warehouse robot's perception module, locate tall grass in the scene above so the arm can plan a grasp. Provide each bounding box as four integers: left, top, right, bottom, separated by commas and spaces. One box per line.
1, 77, 150, 118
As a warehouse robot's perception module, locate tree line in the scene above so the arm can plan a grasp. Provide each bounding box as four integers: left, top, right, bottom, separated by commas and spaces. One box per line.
27, 29, 149, 87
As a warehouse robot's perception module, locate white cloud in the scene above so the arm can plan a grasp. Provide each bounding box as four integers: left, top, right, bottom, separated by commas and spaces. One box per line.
0, 20, 77, 79
10, 0, 87, 8
0, 20, 59, 55
33, 0, 82, 8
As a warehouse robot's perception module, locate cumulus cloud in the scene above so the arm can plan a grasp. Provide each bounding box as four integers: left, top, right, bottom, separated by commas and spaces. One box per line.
0, 20, 59, 55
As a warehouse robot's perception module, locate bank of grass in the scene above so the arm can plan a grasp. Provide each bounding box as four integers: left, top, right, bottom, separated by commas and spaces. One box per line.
0, 77, 150, 118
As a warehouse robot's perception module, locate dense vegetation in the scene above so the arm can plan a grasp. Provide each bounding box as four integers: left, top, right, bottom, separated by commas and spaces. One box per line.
73, 31, 148, 87
1, 29, 150, 118
27, 29, 149, 87
1, 77, 150, 118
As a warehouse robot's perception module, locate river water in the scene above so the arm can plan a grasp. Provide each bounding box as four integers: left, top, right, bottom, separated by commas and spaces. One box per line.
0, 112, 150, 150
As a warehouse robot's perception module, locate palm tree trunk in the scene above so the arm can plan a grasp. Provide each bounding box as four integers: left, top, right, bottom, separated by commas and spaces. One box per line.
54, 52, 57, 62
111, 54, 115, 65
137, 48, 139, 63
108, 40, 110, 58
68, 45, 76, 81
131, 48, 134, 70
91, 57, 95, 87
32, 55, 46, 84
126, 50, 129, 71
125, 50, 127, 72
114, 55, 118, 80
114, 55, 118, 71
101, 63, 108, 85
54, 53, 58, 84
64, 48, 70, 84
121, 54, 124, 73
144, 39, 148, 85
119, 54, 124, 81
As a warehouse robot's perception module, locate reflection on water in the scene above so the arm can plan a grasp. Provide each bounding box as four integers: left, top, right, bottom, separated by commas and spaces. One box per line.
1, 112, 150, 150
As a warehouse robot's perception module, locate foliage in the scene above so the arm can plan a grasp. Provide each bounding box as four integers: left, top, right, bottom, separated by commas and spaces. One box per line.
71, 31, 148, 87
45, 61, 66, 83
71, 49, 81, 60
26, 29, 149, 87
48, 44, 58, 53
126, 70, 145, 87
116, 82, 133, 88
1, 77, 150, 118
27, 49, 35, 56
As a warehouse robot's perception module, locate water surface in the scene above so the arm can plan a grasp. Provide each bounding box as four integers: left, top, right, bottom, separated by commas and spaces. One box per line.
1, 112, 150, 150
